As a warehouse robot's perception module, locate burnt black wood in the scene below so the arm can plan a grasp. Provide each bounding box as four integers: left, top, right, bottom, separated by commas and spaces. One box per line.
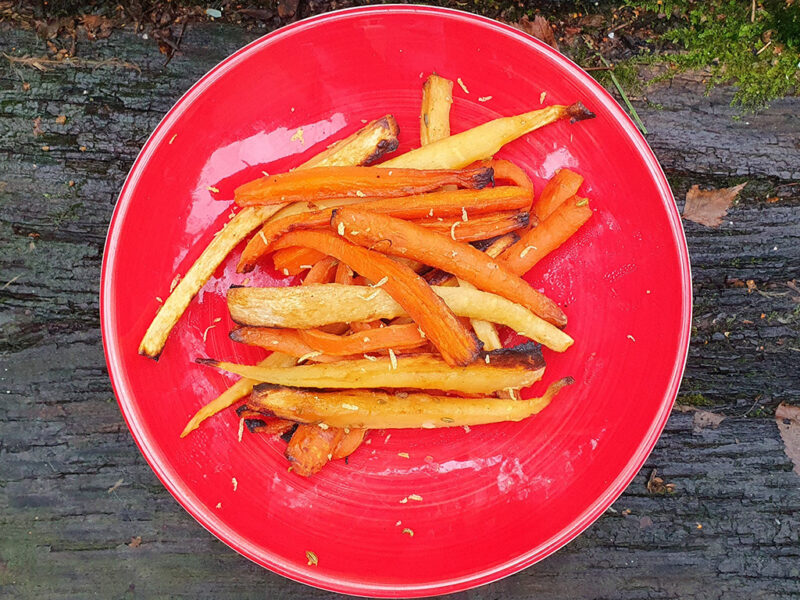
1, 20, 799, 600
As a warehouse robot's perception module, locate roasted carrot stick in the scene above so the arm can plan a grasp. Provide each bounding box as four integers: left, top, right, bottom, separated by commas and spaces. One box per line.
332, 209, 567, 328
234, 165, 494, 206
534, 168, 584, 221
272, 247, 326, 275
285, 424, 344, 477
501, 196, 593, 275
271, 230, 481, 366
303, 256, 338, 285
331, 428, 367, 460
416, 211, 531, 242
229, 327, 348, 363
426, 231, 520, 286
298, 323, 426, 356
238, 186, 531, 271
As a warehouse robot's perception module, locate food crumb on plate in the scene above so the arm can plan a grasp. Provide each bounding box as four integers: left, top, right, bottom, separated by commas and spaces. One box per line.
408, 494, 423, 501
207, 186, 220, 193
399, 497, 408, 504
540, 91, 547, 104
306, 550, 318, 566
457, 77, 469, 94
402, 528, 414, 537
397, 452, 410, 458
215, 502, 222, 509
478, 96, 492, 102
291, 128, 304, 144
627, 334, 636, 342
232, 477, 238, 491
168, 134, 177, 144
237, 418, 244, 442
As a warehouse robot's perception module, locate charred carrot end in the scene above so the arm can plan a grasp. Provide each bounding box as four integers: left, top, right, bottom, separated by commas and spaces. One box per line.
272, 247, 327, 275
271, 230, 481, 366
298, 323, 426, 356
332, 208, 567, 328
234, 165, 494, 206
502, 196, 593, 275
534, 169, 584, 221
487, 159, 534, 193
418, 211, 530, 242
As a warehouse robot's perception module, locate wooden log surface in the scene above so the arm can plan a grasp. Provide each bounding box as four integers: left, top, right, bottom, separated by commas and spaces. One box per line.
1, 19, 799, 600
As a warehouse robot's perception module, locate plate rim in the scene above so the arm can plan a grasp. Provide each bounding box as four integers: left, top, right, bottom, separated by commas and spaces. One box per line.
100, 5, 693, 597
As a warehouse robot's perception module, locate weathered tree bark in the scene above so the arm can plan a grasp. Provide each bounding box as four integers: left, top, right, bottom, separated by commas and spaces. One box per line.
1, 20, 798, 600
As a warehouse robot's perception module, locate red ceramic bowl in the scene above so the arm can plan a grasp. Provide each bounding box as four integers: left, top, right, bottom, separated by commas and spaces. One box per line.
101, 6, 691, 597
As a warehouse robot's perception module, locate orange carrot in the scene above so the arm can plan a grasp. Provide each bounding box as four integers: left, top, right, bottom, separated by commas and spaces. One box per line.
502, 196, 593, 275
417, 211, 531, 242
229, 327, 349, 363
426, 231, 521, 286
487, 159, 534, 193
234, 165, 494, 206
285, 424, 344, 476
302, 257, 338, 285
335, 261, 354, 285
238, 186, 531, 272
249, 418, 296, 436
272, 247, 326, 275
332, 209, 567, 328
350, 320, 383, 332
298, 323, 426, 356
331, 429, 367, 460
271, 230, 481, 366
534, 168, 584, 221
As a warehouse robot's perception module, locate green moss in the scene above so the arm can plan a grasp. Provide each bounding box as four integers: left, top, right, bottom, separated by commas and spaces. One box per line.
622, 0, 800, 111
676, 392, 716, 407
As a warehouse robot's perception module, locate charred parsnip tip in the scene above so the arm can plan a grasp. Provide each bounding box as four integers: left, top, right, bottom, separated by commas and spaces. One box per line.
227, 284, 574, 352
233, 165, 494, 206
299, 115, 400, 169
382, 103, 596, 170
179, 351, 296, 437
247, 377, 574, 430
196, 345, 546, 395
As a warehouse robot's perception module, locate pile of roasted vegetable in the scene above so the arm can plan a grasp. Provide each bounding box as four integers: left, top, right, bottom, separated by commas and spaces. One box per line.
138, 74, 596, 476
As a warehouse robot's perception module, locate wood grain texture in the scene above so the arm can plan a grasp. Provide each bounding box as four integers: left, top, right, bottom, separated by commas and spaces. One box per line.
1, 21, 799, 600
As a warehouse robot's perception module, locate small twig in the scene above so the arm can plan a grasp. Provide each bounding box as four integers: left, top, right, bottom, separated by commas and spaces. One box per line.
595, 52, 648, 134
741, 394, 762, 417
751, 0, 756, 23
756, 40, 772, 56
4, 53, 141, 73
584, 65, 614, 72
608, 18, 635, 34
2, 275, 20, 289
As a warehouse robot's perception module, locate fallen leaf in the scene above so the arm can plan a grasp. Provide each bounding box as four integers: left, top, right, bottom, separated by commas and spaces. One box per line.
507, 16, 559, 51
128, 536, 142, 548
646, 468, 676, 494
32, 117, 43, 137
775, 403, 800, 476
727, 277, 746, 288
682, 182, 747, 227
766, 196, 780, 203
22, 82, 31, 92
693, 409, 725, 431
277, 0, 300, 19
55, 115, 67, 125
81, 15, 113, 40
746, 279, 757, 293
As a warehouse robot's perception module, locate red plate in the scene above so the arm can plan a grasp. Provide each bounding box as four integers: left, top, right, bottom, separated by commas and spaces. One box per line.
101, 6, 691, 597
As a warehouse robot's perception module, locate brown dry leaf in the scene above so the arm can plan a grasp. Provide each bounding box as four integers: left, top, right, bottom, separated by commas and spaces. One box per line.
746, 279, 757, 294
766, 196, 780, 203
128, 536, 142, 548
55, 115, 67, 125
646, 468, 676, 494
507, 15, 560, 51
727, 277, 746, 288
81, 15, 113, 40
683, 182, 747, 227
693, 409, 725, 431
22, 82, 31, 92
32, 117, 43, 137
775, 403, 800, 476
